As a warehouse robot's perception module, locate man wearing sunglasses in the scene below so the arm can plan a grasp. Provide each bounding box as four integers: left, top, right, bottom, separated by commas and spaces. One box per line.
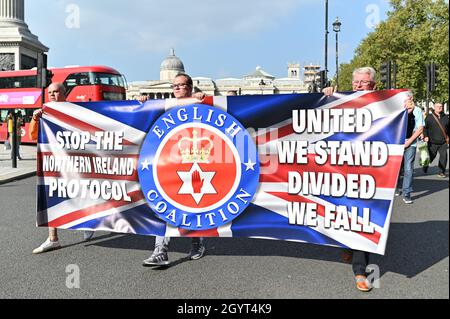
142, 73, 207, 267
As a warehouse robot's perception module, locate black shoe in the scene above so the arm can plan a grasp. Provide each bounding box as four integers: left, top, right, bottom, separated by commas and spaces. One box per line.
403, 195, 413, 204
189, 242, 206, 260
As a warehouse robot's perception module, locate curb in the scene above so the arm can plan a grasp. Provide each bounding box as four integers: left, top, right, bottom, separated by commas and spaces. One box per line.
0, 170, 37, 186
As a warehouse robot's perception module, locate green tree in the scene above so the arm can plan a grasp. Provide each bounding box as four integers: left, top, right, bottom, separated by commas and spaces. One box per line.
339, 0, 449, 103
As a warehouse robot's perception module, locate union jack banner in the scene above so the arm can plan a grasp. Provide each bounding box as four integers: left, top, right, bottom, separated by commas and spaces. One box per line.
36, 90, 409, 255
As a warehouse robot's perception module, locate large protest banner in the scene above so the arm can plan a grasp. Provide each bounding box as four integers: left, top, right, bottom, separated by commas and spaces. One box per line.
36, 90, 408, 255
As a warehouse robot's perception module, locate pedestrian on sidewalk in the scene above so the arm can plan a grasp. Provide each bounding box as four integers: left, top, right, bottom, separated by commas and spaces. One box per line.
3, 112, 11, 151
7, 112, 23, 160
31, 82, 95, 254
422, 103, 449, 177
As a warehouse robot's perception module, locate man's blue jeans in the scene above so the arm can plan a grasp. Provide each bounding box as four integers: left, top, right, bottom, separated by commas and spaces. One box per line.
401, 146, 416, 197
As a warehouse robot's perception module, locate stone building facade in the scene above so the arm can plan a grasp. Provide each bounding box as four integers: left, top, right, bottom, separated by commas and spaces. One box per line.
127, 50, 317, 100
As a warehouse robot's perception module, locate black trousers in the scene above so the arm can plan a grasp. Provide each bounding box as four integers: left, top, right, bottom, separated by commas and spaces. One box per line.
427, 143, 448, 174
9, 137, 21, 159
352, 250, 370, 276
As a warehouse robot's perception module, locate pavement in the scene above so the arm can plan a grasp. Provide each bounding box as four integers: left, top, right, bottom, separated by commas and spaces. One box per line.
0, 143, 37, 185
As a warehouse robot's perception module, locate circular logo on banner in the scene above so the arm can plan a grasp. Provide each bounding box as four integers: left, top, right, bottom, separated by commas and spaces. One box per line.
138, 105, 259, 230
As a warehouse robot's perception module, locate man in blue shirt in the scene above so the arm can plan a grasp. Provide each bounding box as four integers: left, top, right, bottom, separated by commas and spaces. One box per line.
396, 94, 424, 204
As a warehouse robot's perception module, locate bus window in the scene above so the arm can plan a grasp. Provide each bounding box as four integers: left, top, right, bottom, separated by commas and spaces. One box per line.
0, 76, 37, 89
63, 72, 91, 94
0, 109, 9, 122
0, 109, 26, 123
62, 72, 125, 90
22, 109, 34, 123
93, 73, 125, 87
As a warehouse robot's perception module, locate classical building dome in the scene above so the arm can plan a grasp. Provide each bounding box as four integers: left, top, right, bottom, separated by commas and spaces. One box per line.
160, 49, 185, 81
160, 49, 184, 72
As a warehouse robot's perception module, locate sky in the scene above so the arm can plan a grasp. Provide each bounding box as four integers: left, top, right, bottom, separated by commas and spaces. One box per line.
25, 0, 391, 82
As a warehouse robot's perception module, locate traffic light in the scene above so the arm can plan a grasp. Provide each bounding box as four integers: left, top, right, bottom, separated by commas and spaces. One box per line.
392, 62, 397, 89
317, 70, 327, 91
37, 53, 53, 88
380, 61, 392, 89
426, 63, 431, 92
426, 62, 439, 93
431, 62, 439, 91
46, 69, 54, 87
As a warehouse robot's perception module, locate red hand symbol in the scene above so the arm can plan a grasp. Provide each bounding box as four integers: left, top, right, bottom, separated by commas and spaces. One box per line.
192, 170, 204, 194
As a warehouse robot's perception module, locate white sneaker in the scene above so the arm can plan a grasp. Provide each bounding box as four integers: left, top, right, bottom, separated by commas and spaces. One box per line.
32, 238, 61, 254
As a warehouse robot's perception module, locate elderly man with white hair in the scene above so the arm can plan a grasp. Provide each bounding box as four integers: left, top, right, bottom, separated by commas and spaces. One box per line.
323, 67, 377, 292
322, 66, 377, 96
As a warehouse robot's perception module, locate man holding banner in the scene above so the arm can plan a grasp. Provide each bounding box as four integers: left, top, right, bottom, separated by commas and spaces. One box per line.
31, 83, 94, 254
323, 67, 379, 292
142, 73, 207, 267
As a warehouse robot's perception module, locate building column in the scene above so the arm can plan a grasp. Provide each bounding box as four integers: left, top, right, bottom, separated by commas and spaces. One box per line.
0, 0, 25, 21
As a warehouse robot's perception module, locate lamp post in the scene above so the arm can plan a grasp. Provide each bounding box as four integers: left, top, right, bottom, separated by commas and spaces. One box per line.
333, 17, 341, 90
324, 0, 329, 81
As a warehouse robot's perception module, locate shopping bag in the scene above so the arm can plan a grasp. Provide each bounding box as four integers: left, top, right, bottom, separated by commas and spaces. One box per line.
418, 141, 430, 167
4, 139, 11, 150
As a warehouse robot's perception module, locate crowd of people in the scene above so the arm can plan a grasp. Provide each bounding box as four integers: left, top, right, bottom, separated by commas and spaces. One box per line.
28, 67, 448, 293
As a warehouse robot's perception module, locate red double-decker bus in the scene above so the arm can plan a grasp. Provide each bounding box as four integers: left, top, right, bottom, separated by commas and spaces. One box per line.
0, 65, 127, 144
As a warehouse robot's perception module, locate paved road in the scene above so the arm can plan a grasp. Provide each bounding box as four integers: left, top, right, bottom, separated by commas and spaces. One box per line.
0, 165, 448, 300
